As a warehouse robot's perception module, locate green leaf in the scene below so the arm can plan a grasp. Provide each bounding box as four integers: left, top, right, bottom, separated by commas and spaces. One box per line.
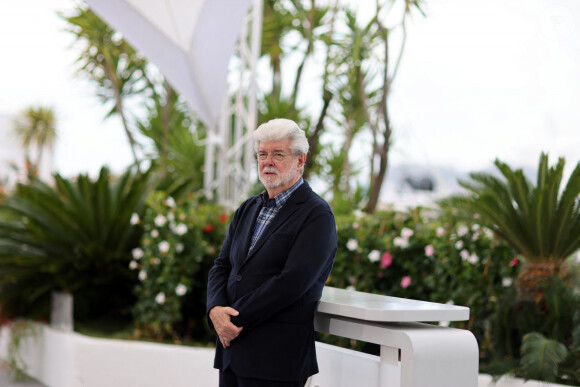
520, 332, 568, 382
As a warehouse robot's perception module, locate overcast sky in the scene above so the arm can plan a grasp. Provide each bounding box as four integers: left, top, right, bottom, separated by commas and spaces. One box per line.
1, 0, 579, 184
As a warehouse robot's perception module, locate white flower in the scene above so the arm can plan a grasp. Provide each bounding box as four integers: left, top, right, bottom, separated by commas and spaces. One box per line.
574, 251, 580, 264
502, 278, 513, 287
159, 241, 170, 253
353, 210, 364, 219
151, 229, 159, 238
173, 223, 188, 236
130, 213, 140, 225
471, 224, 480, 231
436, 227, 445, 237
457, 225, 469, 237
155, 292, 166, 304
346, 285, 356, 291
393, 237, 409, 249
460, 249, 470, 261
154, 215, 167, 227
132, 248, 144, 260
368, 250, 381, 263
446, 300, 455, 305
455, 240, 464, 250
129, 260, 138, 270
175, 284, 187, 296
138, 270, 147, 281
165, 197, 176, 207
483, 228, 495, 239
176, 243, 184, 253
346, 239, 358, 251
400, 227, 414, 239
467, 253, 479, 264
167, 212, 175, 222
151, 258, 160, 265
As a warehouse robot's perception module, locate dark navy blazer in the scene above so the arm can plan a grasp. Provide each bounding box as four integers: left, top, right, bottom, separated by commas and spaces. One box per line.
206, 181, 337, 382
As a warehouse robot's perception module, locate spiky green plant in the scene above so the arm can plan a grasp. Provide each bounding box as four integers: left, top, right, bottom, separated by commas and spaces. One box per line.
440, 153, 580, 299
0, 167, 156, 320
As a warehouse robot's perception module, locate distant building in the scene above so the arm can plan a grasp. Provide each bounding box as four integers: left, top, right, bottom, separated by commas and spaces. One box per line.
379, 163, 466, 211
0, 112, 54, 191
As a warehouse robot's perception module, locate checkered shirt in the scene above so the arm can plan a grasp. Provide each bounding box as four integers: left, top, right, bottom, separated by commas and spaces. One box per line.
248, 178, 304, 253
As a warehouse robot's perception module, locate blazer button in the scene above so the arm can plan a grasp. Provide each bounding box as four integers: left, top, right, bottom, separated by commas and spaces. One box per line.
236, 274, 242, 282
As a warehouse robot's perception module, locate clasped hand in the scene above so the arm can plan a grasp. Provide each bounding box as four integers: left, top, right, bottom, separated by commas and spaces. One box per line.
209, 306, 243, 348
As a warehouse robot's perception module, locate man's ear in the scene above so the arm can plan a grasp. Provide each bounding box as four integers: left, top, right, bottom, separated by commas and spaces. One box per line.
297, 153, 306, 170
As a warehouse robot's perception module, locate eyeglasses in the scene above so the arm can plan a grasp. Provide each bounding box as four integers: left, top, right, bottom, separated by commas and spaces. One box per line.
256, 151, 294, 162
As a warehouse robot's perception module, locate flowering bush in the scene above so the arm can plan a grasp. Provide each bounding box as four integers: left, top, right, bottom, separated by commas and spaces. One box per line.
329, 207, 520, 348
128, 197, 521, 355
130, 192, 229, 341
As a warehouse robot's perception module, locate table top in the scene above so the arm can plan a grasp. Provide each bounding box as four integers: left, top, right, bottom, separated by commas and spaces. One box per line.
316, 287, 470, 322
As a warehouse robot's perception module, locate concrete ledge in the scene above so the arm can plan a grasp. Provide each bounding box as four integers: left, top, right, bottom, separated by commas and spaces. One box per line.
0, 324, 218, 387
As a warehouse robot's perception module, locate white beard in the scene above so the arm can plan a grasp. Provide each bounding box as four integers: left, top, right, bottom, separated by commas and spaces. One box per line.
259, 159, 299, 190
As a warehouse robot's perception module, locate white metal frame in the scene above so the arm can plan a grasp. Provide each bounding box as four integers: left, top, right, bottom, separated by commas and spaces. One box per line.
204, 0, 262, 208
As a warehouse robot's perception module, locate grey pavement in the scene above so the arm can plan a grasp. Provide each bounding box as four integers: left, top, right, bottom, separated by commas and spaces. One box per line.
0, 360, 45, 387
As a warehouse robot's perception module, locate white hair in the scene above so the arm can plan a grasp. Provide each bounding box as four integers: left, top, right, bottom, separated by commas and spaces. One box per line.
253, 118, 309, 156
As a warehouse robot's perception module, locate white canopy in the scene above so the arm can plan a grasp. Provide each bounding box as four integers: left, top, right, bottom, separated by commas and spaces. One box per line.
84, 0, 253, 129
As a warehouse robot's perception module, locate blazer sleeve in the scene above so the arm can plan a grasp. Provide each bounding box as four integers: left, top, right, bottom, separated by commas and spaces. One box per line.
205, 205, 241, 329
230, 204, 337, 329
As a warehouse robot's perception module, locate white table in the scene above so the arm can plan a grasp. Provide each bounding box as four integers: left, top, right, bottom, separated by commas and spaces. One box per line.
312, 287, 479, 387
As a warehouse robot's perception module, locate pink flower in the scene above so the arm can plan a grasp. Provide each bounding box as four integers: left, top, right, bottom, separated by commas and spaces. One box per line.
401, 227, 414, 239
377, 272, 384, 278
509, 257, 520, 267
425, 244, 435, 257
380, 252, 393, 269
401, 276, 411, 288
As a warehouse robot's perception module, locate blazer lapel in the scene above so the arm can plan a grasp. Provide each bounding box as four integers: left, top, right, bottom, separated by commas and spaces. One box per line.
237, 196, 263, 265
241, 182, 311, 267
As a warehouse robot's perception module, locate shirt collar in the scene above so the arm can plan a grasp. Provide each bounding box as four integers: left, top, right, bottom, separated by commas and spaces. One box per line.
261, 178, 304, 208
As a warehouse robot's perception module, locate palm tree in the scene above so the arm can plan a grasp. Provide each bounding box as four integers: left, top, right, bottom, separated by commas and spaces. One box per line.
441, 153, 580, 300
13, 105, 57, 180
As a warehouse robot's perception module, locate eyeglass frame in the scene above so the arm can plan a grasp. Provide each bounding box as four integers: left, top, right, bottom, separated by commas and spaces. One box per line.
255, 151, 298, 162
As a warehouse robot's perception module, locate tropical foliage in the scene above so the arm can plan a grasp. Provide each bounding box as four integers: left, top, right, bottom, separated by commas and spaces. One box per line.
485, 277, 580, 385
0, 167, 155, 320
441, 153, 580, 301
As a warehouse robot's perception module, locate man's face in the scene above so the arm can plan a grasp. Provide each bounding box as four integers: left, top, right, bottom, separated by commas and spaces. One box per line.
257, 138, 304, 196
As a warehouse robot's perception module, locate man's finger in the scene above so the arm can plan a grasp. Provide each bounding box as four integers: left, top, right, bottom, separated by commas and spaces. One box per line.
223, 307, 240, 317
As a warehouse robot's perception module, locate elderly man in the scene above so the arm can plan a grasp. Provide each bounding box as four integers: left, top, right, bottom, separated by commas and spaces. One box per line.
206, 118, 337, 387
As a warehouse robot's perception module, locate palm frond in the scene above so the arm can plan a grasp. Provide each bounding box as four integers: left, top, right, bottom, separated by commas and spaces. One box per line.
440, 153, 580, 264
